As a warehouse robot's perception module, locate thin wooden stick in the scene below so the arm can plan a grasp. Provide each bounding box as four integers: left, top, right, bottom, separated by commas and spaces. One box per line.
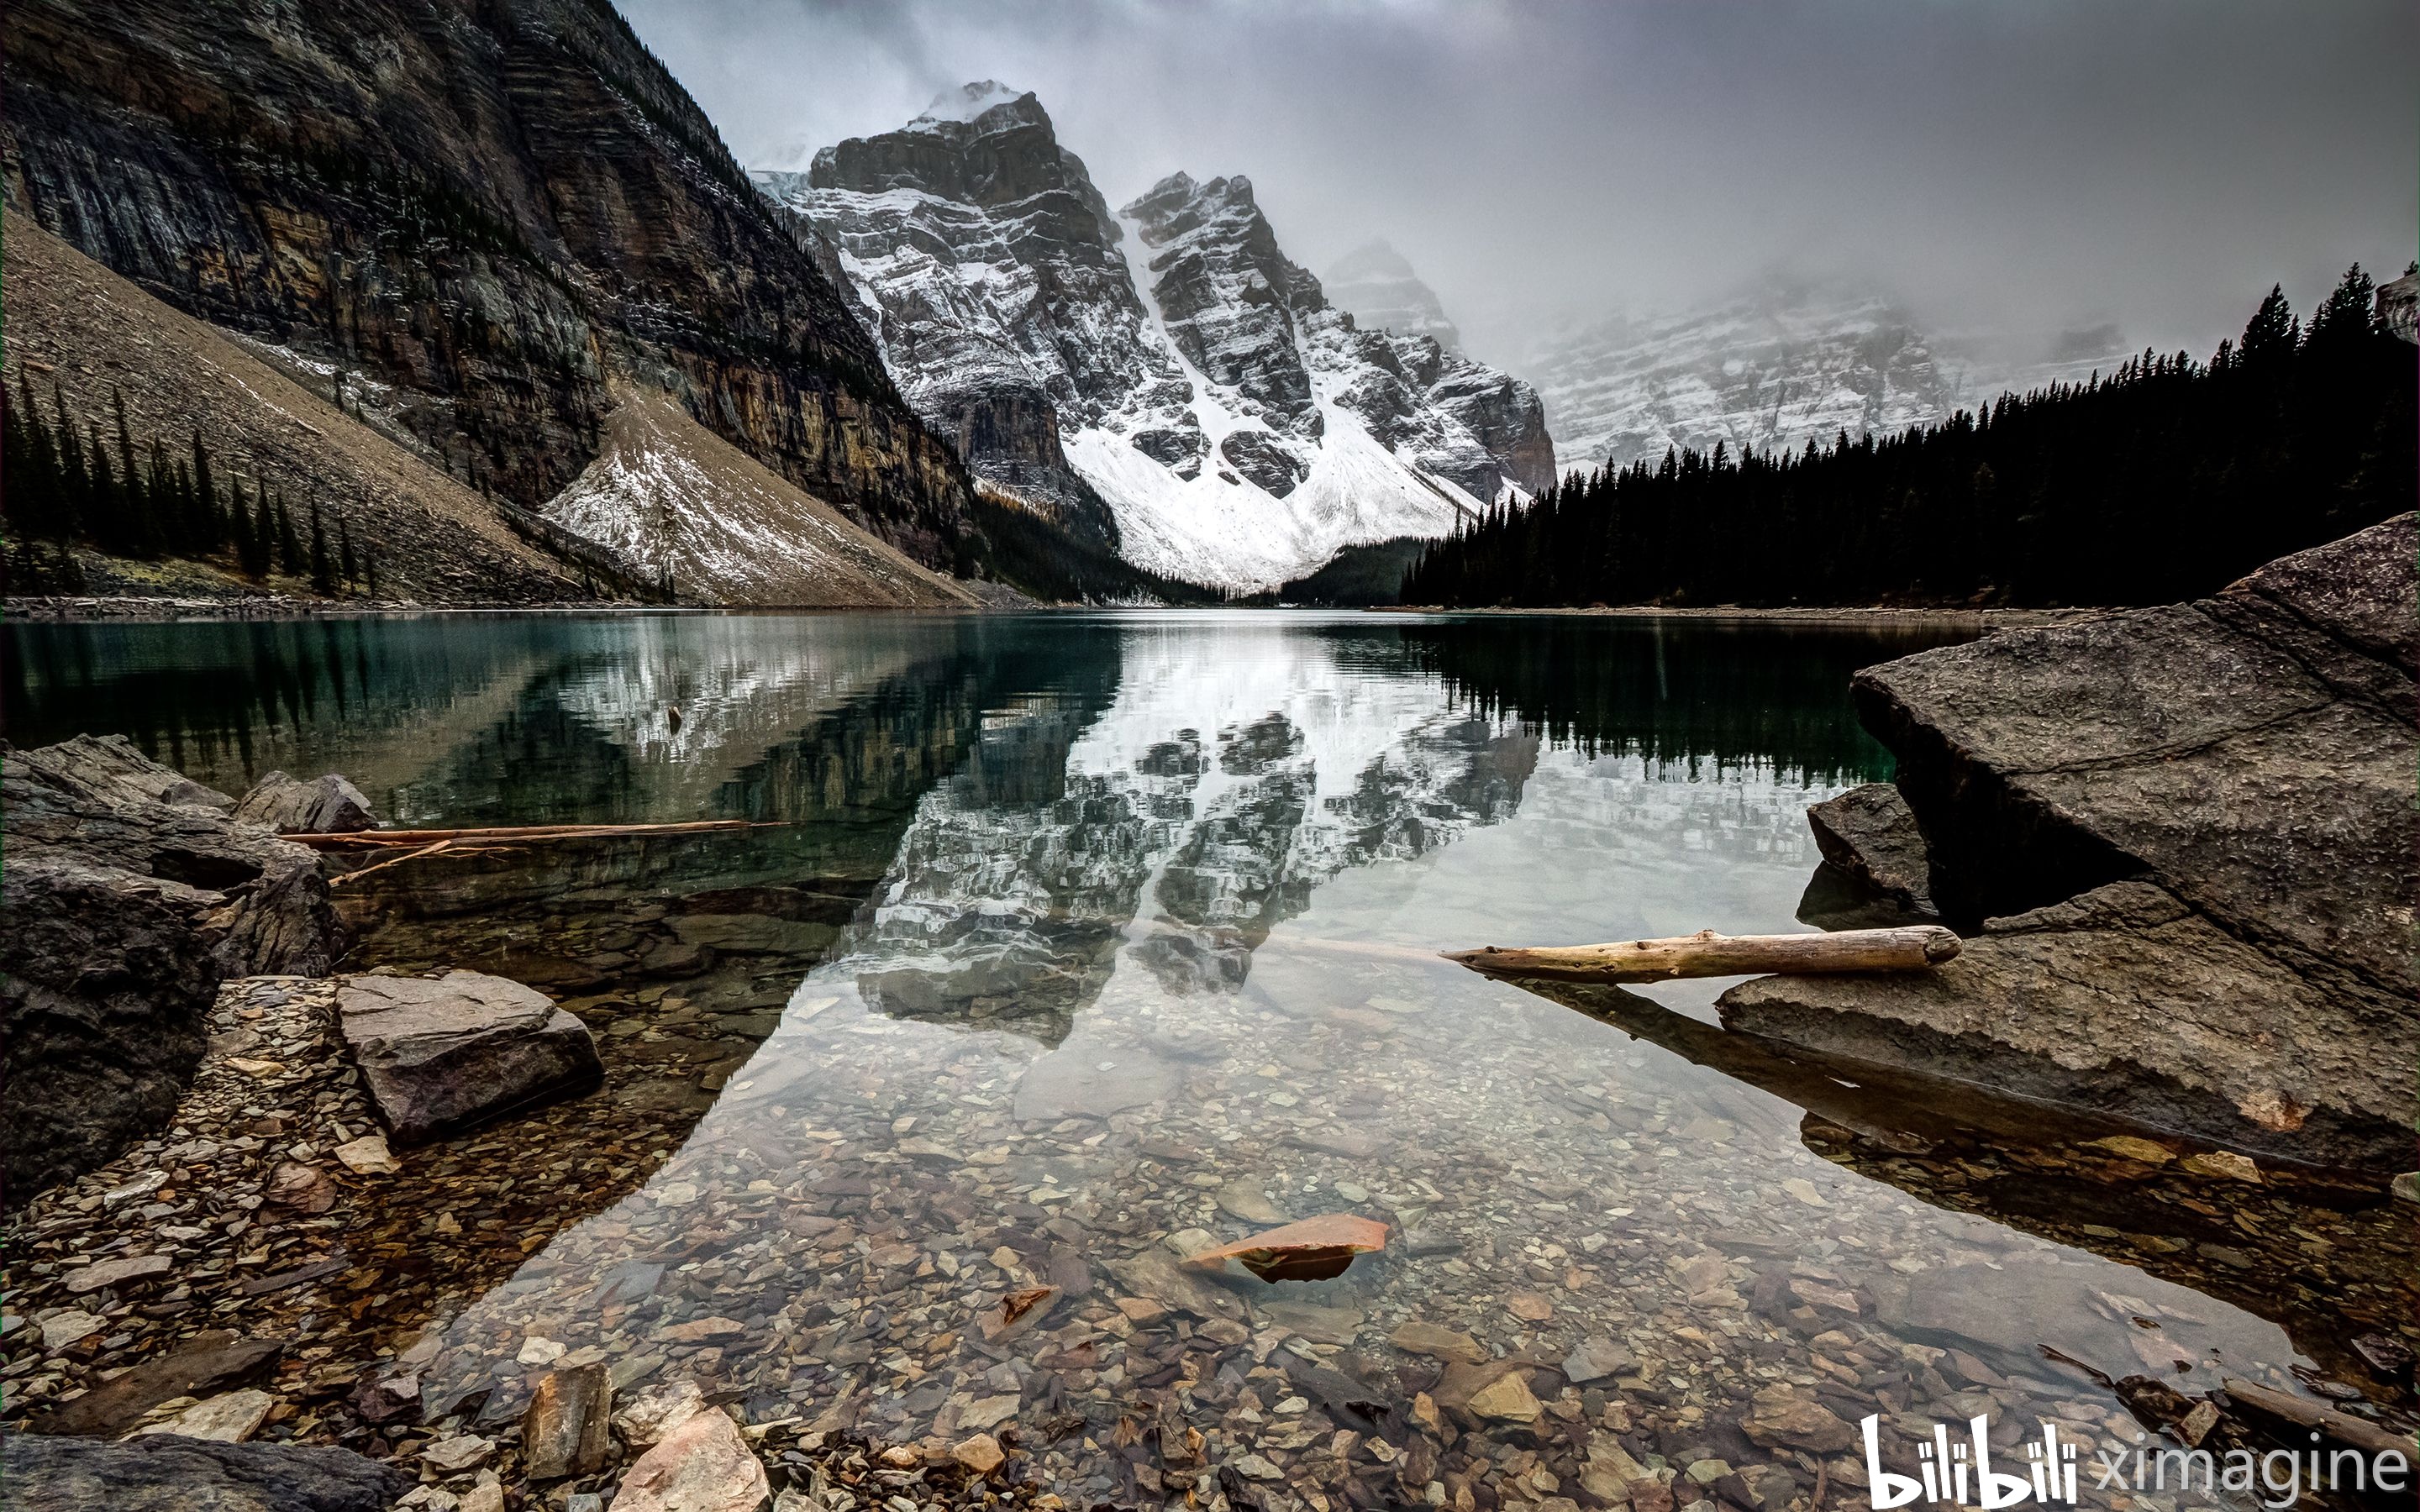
290, 818, 768, 849
326, 837, 455, 886
1445, 925, 1960, 983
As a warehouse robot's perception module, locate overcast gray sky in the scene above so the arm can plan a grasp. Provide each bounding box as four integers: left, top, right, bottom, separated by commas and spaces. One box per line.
620, 0, 2417, 363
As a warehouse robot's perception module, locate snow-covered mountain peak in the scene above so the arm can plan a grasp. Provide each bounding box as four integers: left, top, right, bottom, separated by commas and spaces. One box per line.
755, 94, 1554, 591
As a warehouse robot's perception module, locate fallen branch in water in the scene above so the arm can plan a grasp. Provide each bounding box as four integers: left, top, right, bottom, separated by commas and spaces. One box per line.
290, 818, 768, 850
1445, 925, 1960, 983
326, 837, 455, 886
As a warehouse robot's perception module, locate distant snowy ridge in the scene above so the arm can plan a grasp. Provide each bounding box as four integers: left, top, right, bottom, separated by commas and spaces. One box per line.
1526, 284, 2132, 477
756, 84, 1554, 591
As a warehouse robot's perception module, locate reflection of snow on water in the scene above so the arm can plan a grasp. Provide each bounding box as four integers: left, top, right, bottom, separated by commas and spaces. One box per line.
402, 622, 2337, 1511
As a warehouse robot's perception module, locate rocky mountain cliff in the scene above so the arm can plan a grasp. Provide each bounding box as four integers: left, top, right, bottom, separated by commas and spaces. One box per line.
1528, 285, 2132, 477
762, 85, 1555, 590
3, 0, 976, 568
754, 81, 1169, 549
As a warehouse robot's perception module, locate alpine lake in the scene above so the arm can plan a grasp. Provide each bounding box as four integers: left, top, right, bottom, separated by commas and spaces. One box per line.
5, 611, 2411, 1512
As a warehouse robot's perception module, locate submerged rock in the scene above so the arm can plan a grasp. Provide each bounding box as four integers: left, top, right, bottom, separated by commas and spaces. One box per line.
336, 971, 604, 1144
2, 736, 343, 1202
24, 1331, 283, 1438
234, 771, 380, 834
1736, 516, 2417, 1168
0, 1431, 408, 1512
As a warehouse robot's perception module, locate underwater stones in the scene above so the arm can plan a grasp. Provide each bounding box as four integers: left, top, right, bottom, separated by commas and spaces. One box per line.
335, 971, 602, 1143
1737, 1385, 1852, 1453
1211, 1179, 1287, 1226
610, 1378, 708, 1449
234, 772, 379, 835
1560, 1336, 1635, 1384
522, 1362, 613, 1479
1464, 1371, 1543, 1425
1391, 1321, 1486, 1364
1103, 1250, 1245, 1324
1010, 1040, 1176, 1120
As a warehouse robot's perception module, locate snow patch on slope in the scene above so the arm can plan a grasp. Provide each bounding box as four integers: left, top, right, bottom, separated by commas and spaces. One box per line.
543, 391, 976, 607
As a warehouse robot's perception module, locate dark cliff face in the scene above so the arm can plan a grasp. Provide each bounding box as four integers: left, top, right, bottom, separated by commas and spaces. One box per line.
1123, 172, 1327, 442
2, 0, 975, 564
767, 86, 1183, 547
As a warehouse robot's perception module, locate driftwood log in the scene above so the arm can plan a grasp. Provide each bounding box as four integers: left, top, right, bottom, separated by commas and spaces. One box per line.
1446, 926, 1960, 984
289, 819, 765, 850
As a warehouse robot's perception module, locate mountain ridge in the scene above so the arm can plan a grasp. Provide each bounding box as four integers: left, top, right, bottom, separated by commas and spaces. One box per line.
2, 0, 978, 570
760, 84, 1555, 591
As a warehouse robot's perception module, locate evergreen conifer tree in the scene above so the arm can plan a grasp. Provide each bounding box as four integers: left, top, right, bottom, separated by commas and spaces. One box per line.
2239, 284, 2297, 365
309, 499, 335, 594
275, 496, 303, 576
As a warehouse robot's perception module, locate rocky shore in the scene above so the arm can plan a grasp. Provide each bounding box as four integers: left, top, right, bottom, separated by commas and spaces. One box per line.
1721, 513, 2417, 1170
3, 737, 347, 1199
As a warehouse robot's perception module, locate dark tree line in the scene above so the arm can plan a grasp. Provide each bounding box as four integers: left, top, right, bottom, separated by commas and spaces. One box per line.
965, 494, 1233, 605
3, 376, 378, 597
1402, 265, 2417, 609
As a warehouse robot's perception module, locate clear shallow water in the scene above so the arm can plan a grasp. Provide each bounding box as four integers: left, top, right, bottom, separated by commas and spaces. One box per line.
9, 611, 2407, 1508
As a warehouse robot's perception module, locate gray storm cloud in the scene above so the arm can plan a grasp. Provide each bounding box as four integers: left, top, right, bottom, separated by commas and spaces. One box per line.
619, 0, 2416, 362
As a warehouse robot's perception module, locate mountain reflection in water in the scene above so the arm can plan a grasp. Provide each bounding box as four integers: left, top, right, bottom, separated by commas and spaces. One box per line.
9, 610, 2407, 1508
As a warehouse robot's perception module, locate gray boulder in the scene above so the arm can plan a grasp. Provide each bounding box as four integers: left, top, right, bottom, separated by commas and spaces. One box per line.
234, 770, 379, 833
0, 1431, 407, 1512
337, 970, 603, 1143
1733, 515, 2417, 1169
1852, 514, 2413, 1002
3, 738, 345, 1202
1803, 782, 1936, 918
1723, 880, 2412, 1167
2, 855, 224, 1200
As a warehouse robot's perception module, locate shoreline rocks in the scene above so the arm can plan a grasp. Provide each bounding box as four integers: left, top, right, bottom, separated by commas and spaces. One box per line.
1727, 515, 2418, 1170
234, 773, 380, 835
0, 1432, 408, 1512
3, 736, 345, 1202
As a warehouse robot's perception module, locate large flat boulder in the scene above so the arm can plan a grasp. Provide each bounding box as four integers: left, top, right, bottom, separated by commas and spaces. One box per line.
1722, 880, 2414, 1168
1850, 514, 2413, 1010
337, 970, 603, 1143
3, 738, 345, 1202
0, 1431, 407, 1512
1739, 517, 2417, 1168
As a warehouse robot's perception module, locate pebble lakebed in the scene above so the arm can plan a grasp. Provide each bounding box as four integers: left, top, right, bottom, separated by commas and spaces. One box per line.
7, 924, 2411, 1512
